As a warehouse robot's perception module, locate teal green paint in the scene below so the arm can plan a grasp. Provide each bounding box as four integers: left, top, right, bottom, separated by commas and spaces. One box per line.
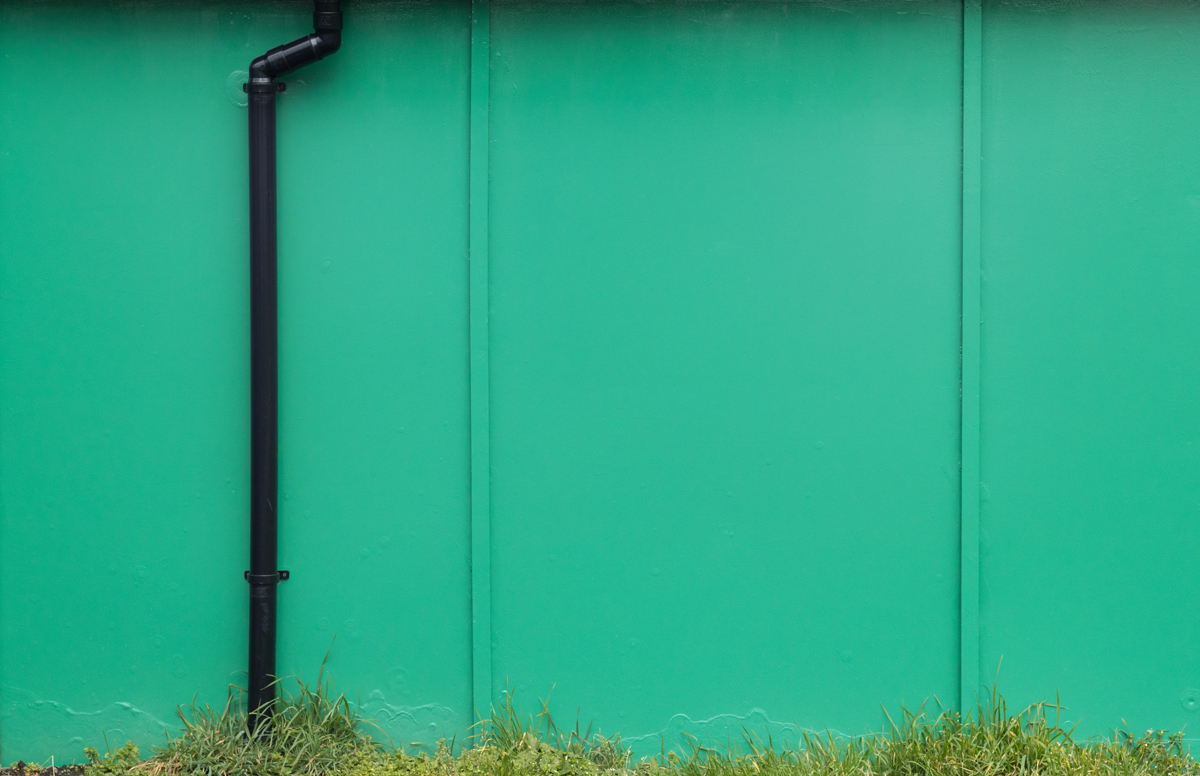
274, 0, 473, 751
0, 3, 251, 761
959, 0, 982, 714
5, 0, 1200, 762
979, 0, 1200, 738
469, 0, 494, 724
0, 0, 473, 761
487, 0, 963, 750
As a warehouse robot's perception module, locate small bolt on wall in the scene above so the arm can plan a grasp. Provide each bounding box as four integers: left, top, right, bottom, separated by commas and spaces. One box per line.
243, 0, 343, 734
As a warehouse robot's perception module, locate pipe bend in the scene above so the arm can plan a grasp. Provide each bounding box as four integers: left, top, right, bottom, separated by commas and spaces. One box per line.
248, 54, 274, 83
248, 0, 341, 82
250, 34, 320, 81
313, 31, 341, 59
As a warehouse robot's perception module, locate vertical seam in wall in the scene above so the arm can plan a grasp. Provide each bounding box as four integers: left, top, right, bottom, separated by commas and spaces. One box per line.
469, 0, 493, 727
960, 0, 983, 715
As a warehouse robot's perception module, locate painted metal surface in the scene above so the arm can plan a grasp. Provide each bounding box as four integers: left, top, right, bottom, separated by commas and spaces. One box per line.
469, 0, 494, 726
486, 0, 963, 750
978, 0, 1200, 737
0, 0, 473, 761
0, 0, 1198, 763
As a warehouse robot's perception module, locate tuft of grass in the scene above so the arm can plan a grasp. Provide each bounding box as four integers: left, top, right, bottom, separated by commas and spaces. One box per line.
673, 688, 1200, 776
79, 683, 1200, 776
130, 672, 378, 776
473, 689, 630, 771
342, 689, 632, 776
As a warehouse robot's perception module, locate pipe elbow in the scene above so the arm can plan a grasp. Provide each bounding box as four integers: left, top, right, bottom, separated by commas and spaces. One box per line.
312, 1, 342, 58
247, 1, 341, 85
249, 55, 273, 83
313, 31, 341, 59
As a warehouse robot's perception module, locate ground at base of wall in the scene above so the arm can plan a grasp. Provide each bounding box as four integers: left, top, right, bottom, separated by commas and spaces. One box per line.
9, 689, 1200, 776
0, 766, 85, 776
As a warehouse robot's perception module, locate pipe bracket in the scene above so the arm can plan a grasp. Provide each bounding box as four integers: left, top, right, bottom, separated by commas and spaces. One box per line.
245, 570, 290, 584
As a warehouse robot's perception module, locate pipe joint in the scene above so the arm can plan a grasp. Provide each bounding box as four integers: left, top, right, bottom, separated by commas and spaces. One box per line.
314, 0, 342, 26
245, 80, 284, 94
313, 31, 341, 58
314, 11, 343, 32
249, 32, 340, 82
247, 1, 341, 83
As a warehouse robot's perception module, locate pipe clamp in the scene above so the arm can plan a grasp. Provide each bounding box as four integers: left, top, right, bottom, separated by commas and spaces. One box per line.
244, 570, 290, 584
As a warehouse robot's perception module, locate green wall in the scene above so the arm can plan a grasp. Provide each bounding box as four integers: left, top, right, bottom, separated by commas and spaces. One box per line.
0, 0, 473, 760
979, 0, 1200, 736
487, 0, 962, 745
1, 0, 1198, 763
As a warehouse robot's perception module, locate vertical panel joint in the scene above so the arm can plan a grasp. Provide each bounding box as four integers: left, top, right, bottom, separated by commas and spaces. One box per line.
469, 0, 493, 730
960, 0, 983, 717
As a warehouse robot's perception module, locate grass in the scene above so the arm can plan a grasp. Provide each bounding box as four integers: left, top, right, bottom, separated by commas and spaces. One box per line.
671, 694, 1199, 776
85, 671, 373, 776
69, 681, 1200, 776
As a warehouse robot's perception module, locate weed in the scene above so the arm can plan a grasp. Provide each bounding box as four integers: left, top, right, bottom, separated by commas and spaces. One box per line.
83, 742, 140, 776
474, 689, 630, 772
670, 687, 1200, 776
73, 683, 1200, 776
142, 670, 376, 776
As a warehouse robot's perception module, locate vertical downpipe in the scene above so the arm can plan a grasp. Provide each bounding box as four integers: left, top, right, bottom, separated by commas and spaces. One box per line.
244, 0, 342, 733
247, 73, 281, 730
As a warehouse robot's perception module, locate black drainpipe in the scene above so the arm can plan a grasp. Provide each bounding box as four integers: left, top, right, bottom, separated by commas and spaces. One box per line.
244, 0, 342, 733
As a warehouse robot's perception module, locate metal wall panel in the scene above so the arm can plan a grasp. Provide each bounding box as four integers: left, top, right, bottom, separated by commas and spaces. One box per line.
0, 1, 473, 761
978, 0, 1200, 737
3, 0, 1200, 763
486, 0, 963, 749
